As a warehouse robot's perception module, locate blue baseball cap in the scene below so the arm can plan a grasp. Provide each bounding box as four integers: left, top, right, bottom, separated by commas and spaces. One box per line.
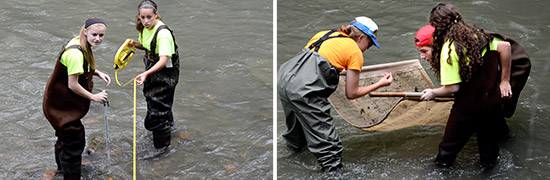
350, 16, 380, 48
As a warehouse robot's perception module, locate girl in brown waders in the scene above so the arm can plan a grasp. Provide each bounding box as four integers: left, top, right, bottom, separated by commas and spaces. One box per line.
43, 17, 111, 179
418, 3, 528, 169
278, 16, 393, 172
414, 24, 531, 146
127, 0, 180, 153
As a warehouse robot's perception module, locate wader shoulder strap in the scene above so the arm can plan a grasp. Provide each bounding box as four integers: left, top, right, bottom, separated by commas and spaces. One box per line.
64, 45, 89, 74
65, 45, 82, 51
308, 30, 348, 52
56, 43, 81, 61
150, 25, 178, 55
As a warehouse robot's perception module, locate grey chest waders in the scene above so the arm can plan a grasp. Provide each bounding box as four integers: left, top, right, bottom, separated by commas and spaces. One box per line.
277, 30, 348, 172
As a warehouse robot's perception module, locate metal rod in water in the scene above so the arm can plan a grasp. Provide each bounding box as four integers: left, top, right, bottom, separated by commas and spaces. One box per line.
102, 90, 111, 171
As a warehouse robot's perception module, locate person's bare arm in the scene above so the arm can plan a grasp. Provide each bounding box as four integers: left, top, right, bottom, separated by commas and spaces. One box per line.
345, 70, 393, 100
68, 74, 107, 102
129, 39, 145, 50
420, 84, 460, 101
134, 55, 168, 86
497, 41, 512, 99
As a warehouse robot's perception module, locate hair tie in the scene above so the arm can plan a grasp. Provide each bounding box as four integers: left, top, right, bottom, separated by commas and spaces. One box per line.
454, 15, 461, 24
85, 18, 106, 28
139, 4, 157, 12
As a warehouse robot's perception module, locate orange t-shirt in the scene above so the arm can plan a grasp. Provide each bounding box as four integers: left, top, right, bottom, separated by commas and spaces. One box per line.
304, 30, 364, 71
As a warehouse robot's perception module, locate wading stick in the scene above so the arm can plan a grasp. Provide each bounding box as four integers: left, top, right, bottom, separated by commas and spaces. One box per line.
369, 92, 455, 101
102, 90, 111, 172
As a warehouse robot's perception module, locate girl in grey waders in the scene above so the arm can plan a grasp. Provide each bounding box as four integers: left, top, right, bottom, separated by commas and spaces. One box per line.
278, 16, 393, 172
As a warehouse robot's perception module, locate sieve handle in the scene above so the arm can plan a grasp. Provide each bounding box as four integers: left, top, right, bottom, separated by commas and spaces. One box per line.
369, 92, 454, 101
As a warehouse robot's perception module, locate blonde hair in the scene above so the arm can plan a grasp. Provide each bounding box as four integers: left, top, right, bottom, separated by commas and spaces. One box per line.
78, 17, 104, 70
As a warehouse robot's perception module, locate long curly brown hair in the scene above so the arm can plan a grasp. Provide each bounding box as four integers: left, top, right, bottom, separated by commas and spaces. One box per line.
429, 3, 491, 82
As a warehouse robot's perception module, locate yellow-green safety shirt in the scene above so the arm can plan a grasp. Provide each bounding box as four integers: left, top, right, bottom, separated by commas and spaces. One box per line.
139, 21, 175, 57
60, 37, 87, 75
440, 37, 503, 85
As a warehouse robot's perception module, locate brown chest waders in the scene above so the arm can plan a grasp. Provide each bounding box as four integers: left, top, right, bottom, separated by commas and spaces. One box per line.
435, 49, 503, 168
43, 43, 93, 179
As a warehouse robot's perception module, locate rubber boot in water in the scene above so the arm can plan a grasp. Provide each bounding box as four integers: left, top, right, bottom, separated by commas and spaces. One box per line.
54, 142, 62, 173
153, 128, 171, 149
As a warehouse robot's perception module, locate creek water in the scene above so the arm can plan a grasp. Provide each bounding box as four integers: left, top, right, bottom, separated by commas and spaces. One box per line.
0, 0, 272, 179
277, 0, 550, 179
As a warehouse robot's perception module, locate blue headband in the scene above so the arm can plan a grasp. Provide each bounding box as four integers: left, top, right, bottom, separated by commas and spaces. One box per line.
350, 21, 376, 40
85, 18, 106, 28
350, 20, 380, 48
139, 4, 157, 12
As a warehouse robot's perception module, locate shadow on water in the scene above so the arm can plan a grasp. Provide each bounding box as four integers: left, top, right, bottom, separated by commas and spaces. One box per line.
277, 0, 550, 179
0, 0, 272, 179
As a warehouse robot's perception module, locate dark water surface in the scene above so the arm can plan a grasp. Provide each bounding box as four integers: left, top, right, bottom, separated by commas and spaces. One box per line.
277, 0, 550, 179
0, 0, 272, 179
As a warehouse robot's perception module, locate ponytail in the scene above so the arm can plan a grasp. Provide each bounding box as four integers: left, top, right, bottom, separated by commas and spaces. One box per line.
338, 23, 363, 41
78, 22, 96, 70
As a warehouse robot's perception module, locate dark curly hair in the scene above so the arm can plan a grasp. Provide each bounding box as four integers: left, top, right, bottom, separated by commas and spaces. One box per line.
429, 3, 491, 82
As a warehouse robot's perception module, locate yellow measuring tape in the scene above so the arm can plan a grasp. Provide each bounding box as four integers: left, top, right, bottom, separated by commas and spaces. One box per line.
114, 39, 136, 87
133, 79, 136, 179
113, 39, 137, 179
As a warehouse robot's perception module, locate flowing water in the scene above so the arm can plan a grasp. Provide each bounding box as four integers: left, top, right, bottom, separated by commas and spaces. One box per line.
277, 0, 550, 179
0, 0, 272, 179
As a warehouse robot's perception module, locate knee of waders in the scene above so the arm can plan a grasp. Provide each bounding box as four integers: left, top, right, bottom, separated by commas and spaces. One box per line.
153, 128, 171, 149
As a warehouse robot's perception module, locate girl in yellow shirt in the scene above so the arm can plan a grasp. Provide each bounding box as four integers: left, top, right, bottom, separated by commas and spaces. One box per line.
43, 17, 111, 179
419, 3, 521, 169
128, 0, 180, 153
